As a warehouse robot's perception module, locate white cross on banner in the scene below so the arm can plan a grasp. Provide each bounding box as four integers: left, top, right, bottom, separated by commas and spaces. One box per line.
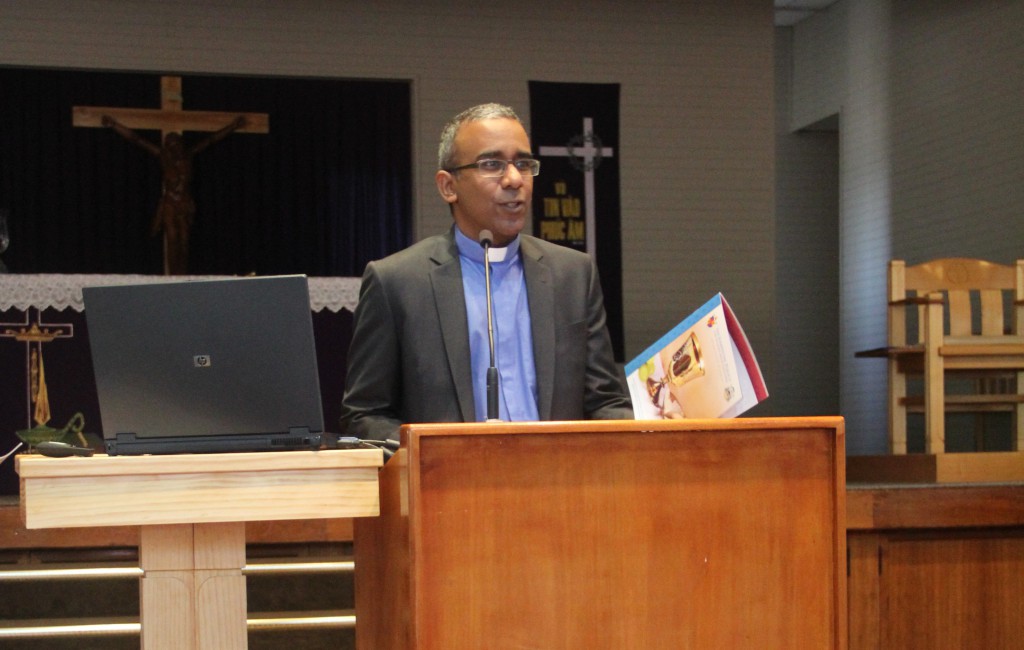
538, 117, 614, 258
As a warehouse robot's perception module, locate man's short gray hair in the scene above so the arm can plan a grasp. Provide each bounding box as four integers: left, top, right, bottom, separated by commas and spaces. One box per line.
437, 103, 522, 171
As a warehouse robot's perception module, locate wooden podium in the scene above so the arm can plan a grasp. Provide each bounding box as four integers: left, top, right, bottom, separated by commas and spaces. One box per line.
354, 417, 847, 649
17, 448, 382, 649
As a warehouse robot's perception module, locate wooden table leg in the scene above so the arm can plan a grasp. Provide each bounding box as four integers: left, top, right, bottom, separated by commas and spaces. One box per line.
140, 522, 247, 649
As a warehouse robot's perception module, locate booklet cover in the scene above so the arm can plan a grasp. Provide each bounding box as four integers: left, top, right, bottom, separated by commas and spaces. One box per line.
624, 293, 768, 419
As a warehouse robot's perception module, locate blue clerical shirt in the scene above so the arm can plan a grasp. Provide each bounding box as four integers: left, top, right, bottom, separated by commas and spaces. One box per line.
455, 228, 539, 422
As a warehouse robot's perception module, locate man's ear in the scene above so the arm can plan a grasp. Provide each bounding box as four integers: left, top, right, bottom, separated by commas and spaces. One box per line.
435, 169, 457, 204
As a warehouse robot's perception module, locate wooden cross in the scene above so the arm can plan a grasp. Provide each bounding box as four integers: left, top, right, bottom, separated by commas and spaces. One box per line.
72, 75, 269, 274
72, 75, 269, 137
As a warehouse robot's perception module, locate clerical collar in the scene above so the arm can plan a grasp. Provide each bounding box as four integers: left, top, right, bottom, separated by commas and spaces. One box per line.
454, 227, 520, 263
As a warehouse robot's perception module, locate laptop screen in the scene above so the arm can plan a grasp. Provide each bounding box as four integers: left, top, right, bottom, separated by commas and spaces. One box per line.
83, 275, 325, 455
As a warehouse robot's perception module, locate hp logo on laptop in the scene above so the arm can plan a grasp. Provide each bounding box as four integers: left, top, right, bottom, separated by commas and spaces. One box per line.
194, 355, 212, 368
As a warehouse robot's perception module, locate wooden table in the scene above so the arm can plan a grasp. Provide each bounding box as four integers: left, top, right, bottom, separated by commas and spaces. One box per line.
16, 449, 381, 649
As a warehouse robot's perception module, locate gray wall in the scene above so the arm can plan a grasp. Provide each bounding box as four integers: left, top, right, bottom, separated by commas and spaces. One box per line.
773, 27, 840, 420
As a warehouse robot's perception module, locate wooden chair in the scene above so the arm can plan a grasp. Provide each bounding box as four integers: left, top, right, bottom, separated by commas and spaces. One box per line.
883, 258, 1024, 454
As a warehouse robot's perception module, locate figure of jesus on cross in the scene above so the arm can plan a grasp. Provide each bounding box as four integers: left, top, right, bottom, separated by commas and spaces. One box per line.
73, 76, 269, 274
101, 113, 246, 275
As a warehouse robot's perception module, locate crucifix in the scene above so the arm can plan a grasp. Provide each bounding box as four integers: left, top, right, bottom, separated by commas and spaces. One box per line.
539, 117, 615, 259
73, 75, 270, 274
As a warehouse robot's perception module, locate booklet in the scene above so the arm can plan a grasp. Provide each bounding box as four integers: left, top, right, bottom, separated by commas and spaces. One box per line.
624, 293, 768, 419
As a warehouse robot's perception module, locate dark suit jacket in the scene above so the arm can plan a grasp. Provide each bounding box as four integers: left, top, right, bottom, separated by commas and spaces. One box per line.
340, 229, 633, 440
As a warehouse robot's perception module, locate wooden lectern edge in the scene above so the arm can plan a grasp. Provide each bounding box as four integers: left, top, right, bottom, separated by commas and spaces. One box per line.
399, 416, 845, 441
15, 448, 383, 479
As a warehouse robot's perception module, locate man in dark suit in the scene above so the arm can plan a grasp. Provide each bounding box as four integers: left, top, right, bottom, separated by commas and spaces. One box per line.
340, 103, 632, 441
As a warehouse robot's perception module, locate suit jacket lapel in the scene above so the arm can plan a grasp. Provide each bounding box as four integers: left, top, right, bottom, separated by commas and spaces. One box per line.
522, 238, 555, 420
430, 232, 476, 422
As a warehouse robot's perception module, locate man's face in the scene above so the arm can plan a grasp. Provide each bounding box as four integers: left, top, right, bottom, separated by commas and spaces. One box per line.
436, 117, 533, 247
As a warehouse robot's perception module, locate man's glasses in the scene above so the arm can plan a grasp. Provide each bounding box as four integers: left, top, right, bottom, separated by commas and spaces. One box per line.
447, 158, 541, 178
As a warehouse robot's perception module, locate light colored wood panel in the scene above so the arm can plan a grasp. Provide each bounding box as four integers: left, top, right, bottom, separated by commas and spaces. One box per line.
141, 569, 195, 649
194, 522, 245, 570
141, 524, 194, 571
195, 571, 247, 649
21, 467, 379, 528
16, 449, 381, 529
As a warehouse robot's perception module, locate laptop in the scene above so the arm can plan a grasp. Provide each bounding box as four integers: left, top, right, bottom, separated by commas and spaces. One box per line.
83, 275, 325, 455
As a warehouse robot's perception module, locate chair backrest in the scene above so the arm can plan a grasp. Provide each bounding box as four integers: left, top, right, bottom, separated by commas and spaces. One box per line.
889, 258, 1024, 345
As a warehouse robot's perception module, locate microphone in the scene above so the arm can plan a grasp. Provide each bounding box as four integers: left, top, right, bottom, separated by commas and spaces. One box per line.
478, 229, 501, 421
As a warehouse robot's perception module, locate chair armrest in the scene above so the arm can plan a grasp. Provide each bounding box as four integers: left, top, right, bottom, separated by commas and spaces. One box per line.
890, 295, 943, 306
855, 345, 924, 359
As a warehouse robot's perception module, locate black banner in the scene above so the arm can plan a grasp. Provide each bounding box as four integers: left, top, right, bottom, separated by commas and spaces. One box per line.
528, 81, 623, 360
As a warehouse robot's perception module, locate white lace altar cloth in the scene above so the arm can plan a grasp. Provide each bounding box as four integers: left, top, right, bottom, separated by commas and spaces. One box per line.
0, 274, 361, 313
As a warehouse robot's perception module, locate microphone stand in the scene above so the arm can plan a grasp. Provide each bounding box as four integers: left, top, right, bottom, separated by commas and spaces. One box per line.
479, 229, 501, 422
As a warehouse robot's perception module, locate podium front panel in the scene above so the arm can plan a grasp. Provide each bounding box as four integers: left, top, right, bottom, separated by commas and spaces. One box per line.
355, 418, 846, 650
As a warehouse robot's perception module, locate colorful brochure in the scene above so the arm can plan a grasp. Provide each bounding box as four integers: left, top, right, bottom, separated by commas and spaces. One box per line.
625, 293, 768, 419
